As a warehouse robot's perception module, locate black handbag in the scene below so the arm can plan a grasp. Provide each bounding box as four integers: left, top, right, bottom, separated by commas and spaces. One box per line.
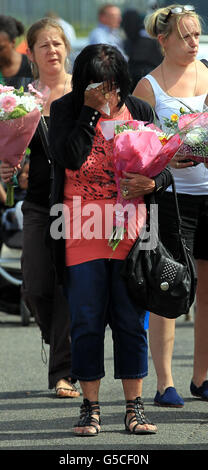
121, 176, 197, 319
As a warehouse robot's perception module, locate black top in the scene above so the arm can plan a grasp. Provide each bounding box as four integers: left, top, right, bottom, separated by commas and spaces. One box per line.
3, 54, 32, 88
26, 116, 51, 208
124, 36, 163, 91
49, 92, 172, 281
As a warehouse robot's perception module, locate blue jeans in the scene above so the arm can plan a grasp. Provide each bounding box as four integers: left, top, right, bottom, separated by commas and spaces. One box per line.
64, 259, 148, 381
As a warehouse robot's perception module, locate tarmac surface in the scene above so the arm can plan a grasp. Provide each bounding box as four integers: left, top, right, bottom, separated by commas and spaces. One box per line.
0, 307, 207, 465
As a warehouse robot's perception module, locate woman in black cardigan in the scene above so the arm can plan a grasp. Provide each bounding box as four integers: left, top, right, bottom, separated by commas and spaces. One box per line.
49, 44, 171, 436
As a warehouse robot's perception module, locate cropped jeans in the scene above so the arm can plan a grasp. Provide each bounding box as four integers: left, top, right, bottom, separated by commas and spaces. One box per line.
64, 259, 148, 381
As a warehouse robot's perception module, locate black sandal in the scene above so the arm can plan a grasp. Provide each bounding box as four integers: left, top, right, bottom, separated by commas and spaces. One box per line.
125, 397, 157, 434
74, 398, 101, 436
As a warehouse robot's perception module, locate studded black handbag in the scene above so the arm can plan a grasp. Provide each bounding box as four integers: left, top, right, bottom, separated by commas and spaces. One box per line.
121, 176, 197, 319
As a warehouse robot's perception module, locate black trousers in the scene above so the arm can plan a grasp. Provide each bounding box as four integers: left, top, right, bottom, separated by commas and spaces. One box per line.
21, 200, 72, 389
158, 191, 208, 260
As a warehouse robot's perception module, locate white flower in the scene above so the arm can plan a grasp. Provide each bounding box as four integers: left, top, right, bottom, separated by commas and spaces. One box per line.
0, 85, 43, 120
184, 127, 205, 145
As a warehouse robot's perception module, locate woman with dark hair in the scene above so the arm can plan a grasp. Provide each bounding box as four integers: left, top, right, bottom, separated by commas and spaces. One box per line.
0, 15, 31, 87
49, 43, 172, 436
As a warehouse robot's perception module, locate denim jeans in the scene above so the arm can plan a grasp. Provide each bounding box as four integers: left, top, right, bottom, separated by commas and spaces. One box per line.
64, 259, 148, 381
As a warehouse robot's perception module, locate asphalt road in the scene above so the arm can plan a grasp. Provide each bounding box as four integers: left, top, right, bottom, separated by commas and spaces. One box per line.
0, 307, 207, 466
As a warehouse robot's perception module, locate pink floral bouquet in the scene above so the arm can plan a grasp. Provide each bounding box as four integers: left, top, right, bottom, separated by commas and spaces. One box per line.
101, 120, 182, 250
0, 83, 45, 206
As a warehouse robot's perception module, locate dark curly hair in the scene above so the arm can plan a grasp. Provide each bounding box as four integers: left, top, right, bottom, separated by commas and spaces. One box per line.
0, 15, 25, 41
72, 44, 131, 116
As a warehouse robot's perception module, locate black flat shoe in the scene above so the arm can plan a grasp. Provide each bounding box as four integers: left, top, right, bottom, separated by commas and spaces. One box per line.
190, 380, 208, 400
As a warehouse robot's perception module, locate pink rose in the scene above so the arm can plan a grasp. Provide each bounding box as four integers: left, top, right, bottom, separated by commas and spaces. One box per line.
28, 83, 43, 99
0, 95, 17, 112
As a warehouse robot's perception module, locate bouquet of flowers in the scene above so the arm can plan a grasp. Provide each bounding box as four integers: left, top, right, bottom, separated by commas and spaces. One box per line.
101, 120, 182, 250
162, 108, 208, 166
0, 83, 45, 206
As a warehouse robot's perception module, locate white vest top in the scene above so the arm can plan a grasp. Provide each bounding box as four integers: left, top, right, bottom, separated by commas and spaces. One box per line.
145, 74, 208, 195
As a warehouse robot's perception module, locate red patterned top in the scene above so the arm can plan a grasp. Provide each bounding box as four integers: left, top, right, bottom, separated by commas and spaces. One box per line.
63, 106, 145, 266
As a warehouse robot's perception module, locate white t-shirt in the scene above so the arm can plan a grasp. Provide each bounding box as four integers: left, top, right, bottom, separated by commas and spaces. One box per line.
145, 74, 208, 195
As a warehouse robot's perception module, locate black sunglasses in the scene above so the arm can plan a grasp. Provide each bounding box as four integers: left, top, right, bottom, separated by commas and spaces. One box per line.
164, 5, 195, 23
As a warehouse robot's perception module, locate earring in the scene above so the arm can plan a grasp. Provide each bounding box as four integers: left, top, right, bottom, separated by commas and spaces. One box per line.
30, 61, 39, 79
64, 56, 71, 72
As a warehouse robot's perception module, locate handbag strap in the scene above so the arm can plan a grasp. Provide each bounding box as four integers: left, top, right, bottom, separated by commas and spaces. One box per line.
38, 116, 54, 182
148, 174, 183, 238
169, 175, 183, 237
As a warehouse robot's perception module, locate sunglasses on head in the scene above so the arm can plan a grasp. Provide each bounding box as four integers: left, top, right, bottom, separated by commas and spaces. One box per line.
164, 5, 195, 23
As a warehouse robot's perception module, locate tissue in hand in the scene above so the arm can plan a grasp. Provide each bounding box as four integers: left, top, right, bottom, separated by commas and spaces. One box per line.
85, 82, 110, 115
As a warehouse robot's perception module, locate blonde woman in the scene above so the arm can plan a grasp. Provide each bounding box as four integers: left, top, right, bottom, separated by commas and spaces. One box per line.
133, 5, 208, 406
0, 18, 80, 399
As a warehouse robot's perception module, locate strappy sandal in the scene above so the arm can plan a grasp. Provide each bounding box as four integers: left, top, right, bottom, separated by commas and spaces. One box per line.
73, 398, 101, 436
55, 378, 80, 398
125, 397, 157, 434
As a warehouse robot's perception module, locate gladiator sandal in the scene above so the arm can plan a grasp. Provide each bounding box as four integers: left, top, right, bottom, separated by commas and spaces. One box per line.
125, 396, 157, 434
73, 398, 101, 436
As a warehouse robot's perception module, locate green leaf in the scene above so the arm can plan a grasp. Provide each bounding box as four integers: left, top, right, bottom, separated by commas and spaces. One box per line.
8, 107, 27, 119
25, 147, 31, 156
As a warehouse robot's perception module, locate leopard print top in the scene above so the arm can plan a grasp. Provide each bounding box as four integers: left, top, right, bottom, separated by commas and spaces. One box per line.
64, 107, 132, 201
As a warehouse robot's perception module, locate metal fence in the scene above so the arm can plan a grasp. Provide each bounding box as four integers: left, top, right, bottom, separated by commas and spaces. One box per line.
0, 0, 149, 32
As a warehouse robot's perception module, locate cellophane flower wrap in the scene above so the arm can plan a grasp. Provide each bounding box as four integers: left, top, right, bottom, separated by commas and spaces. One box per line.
0, 83, 45, 206
178, 112, 208, 166
101, 120, 182, 250
163, 108, 208, 167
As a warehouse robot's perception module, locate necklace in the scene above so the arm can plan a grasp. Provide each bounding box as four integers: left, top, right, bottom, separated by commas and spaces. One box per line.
62, 75, 68, 95
161, 60, 198, 100
37, 74, 68, 97
39, 74, 69, 117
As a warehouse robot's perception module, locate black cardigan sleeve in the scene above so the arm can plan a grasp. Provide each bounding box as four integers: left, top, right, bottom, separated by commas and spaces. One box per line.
49, 92, 101, 170
153, 167, 172, 194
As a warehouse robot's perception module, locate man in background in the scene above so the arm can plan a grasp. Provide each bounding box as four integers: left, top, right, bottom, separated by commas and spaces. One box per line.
88, 3, 125, 56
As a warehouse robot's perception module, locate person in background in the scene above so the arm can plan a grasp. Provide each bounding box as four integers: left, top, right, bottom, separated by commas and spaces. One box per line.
45, 10, 77, 47
147, 0, 160, 15
0, 15, 31, 87
133, 4, 208, 406
122, 9, 163, 91
16, 39, 27, 55
88, 3, 125, 56
0, 17, 80, 399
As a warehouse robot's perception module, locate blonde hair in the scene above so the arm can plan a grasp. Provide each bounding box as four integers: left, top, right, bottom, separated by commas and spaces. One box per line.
27, 17, 70, 52
145, 4, 202, 39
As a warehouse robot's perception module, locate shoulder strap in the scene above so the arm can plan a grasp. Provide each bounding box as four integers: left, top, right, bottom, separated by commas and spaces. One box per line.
38, 116, 54, 182
38, 116, 51, 164
148, 173, 182, 237
201, 58, 208, 68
